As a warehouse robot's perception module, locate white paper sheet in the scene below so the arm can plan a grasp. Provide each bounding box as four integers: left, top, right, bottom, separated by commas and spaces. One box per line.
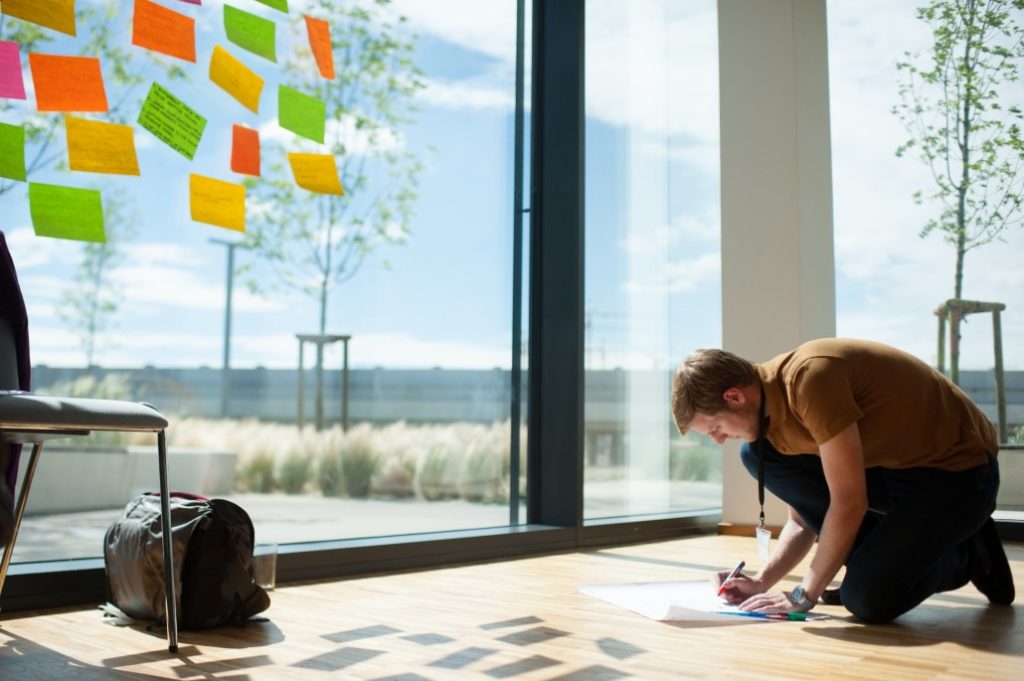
580, 580, 745, 623
580, 580, 830, 624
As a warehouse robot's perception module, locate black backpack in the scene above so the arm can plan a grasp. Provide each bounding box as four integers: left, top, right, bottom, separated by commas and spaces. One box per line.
104, 492, 271, 630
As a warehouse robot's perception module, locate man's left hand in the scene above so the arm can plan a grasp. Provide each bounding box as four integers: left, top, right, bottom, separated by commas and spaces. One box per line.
738, 590, 809, 614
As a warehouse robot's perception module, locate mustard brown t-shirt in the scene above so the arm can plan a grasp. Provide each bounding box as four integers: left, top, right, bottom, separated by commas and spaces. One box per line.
755, 338, 997, 471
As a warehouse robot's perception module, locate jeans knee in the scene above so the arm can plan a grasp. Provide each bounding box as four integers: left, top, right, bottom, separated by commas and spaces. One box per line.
840, 582, 903, 624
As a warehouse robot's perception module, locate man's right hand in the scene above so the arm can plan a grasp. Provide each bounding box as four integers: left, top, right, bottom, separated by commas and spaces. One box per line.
713, 570, 765, 604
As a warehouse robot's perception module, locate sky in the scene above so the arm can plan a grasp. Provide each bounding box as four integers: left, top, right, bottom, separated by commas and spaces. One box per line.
1, 0, 1022, 374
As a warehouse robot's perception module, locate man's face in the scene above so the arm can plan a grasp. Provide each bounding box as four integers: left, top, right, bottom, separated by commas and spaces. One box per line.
689, 392, 759, 444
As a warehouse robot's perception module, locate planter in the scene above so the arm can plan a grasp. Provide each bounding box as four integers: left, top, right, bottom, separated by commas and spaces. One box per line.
15, 444, 237, 515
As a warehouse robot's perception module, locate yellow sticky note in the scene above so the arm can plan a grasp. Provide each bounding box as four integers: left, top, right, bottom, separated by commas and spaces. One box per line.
66, 116, 140, 175
209, 44, 264, 113
190, 173, 245, 232
288, 153, 344, 195
1, 0, 76, 37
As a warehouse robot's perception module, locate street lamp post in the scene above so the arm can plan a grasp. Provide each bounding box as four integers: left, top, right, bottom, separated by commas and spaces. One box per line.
209, 238, 248, 418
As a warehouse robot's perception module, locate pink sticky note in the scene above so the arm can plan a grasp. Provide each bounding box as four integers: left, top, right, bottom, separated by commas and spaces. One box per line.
178, 0, 202, 5
0, 41, 27, 100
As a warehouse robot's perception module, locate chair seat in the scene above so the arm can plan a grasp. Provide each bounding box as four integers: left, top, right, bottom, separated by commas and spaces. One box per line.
0, 391, 168, 435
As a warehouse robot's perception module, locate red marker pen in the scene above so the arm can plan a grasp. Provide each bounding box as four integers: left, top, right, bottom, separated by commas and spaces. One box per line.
718, 559, 746, 596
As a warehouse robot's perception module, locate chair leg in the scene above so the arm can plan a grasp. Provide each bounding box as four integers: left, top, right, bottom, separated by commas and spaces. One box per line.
0, 441, 43, 607
156, 429, 179, 653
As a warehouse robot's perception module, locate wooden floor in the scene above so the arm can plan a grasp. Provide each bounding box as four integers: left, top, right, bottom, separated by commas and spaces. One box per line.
1, 534, 1022, 680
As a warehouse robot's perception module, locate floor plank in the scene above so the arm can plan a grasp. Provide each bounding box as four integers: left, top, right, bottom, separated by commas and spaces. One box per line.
1, 535, 1021, 680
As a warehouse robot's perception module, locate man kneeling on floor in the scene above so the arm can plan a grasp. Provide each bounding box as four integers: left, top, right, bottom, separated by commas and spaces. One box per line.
671, 338, 1015, 622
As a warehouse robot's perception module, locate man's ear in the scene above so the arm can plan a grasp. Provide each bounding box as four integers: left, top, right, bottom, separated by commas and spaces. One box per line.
722, 387, 746, 406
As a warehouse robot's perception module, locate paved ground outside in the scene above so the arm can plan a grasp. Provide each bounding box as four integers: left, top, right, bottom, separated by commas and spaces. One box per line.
9, 480, 722, 564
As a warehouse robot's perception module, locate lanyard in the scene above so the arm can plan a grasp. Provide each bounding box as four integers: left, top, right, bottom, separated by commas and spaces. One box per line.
756, 385, 769, 531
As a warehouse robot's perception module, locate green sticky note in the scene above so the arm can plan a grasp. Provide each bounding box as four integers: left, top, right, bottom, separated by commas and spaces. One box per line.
0, 122, 26, 182
279, 85, 326, 143
138, 82, 207, 160
224, 5, 277, 63
29, 183, 105, 243
253, 0, 288, 12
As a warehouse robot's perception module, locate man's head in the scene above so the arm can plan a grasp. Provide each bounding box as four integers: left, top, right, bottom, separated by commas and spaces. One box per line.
671, 348, 761, 444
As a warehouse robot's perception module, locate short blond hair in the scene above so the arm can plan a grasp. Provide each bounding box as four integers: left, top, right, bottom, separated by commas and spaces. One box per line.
671, 349, 757, 434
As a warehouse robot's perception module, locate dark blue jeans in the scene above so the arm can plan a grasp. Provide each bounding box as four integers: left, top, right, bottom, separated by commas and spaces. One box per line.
740, 440, 999, 622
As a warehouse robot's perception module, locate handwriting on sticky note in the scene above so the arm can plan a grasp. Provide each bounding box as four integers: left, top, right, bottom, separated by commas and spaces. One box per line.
278, 85, 325, 143
190, 174, 246, 232
66, 116, 140, 176
224, 4, 277, 63
209, 45, 264, 113
231, 125, 260, 176
0, 41, 27, 100
1, 0, 77, 37
132, 0, 196, 63
29, 53, 109, 112
0, 122, 27, 182
138, 82, 207, 159
29, 182, 106, 243
288, 153, 343, 195
304, 16, 335, 81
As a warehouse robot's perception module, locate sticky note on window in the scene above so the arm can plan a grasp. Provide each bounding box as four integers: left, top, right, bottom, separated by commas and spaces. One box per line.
288, 153, 343, 195
0, 122, 26, 182
231, 124, 260, 176
29, 183, 105, 243
0, 41, 27, 100
209, 45, 263, 113
190, 174, 246, 232
1, 0, 77, 37
132, 0, 196, 63
28, 53, 109, 112
304, 16, 334, 81
253, 0, 288, 11
278, 85, 325, 143
224, 5, 276, 63
138, 82, 207, 159
66, 116, 140, 176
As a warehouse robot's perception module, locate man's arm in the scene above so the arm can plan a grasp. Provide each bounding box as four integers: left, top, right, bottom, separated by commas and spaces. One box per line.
716, 507, 816, 602
737, 421, 867, 612
800, 421, 867, 601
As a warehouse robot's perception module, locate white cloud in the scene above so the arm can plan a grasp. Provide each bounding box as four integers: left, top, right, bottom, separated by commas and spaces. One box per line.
388, 0, 519, 64
624, 251, 720, 295
112, 263, 283, 314
3, 227, 73, 269
417, 78, 514, 112
258, 113, 403, 156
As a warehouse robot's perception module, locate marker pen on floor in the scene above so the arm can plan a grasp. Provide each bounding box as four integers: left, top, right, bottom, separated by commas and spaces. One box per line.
717, 560, 746, 596
719, 610, 807, 621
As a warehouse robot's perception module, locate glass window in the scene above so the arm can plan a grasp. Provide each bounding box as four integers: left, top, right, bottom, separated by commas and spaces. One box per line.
583, 0, 722, 520
2, 0, 527, 563
827, 0, 1024, 518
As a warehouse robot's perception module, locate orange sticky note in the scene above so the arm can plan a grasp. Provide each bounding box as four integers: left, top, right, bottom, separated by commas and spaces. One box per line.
190, 173, 246, 232
132, 0, 196, 63
1, 0, 77, 37
288, 153, 344, 195
209, 44, 264, 113
66, 116, 140, 176
231, 124, 260, 176
29, 53, 108, 112
304, 16, 335, 80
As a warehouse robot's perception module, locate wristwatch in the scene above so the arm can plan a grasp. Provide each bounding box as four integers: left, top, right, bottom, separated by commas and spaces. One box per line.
788, 585, 815, 611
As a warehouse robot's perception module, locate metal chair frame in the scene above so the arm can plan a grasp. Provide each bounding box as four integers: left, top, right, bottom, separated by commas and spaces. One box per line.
0, 396, 179, 652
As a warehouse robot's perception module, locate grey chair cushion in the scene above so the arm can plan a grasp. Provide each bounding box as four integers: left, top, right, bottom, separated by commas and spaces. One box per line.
0, 391, 168, 435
